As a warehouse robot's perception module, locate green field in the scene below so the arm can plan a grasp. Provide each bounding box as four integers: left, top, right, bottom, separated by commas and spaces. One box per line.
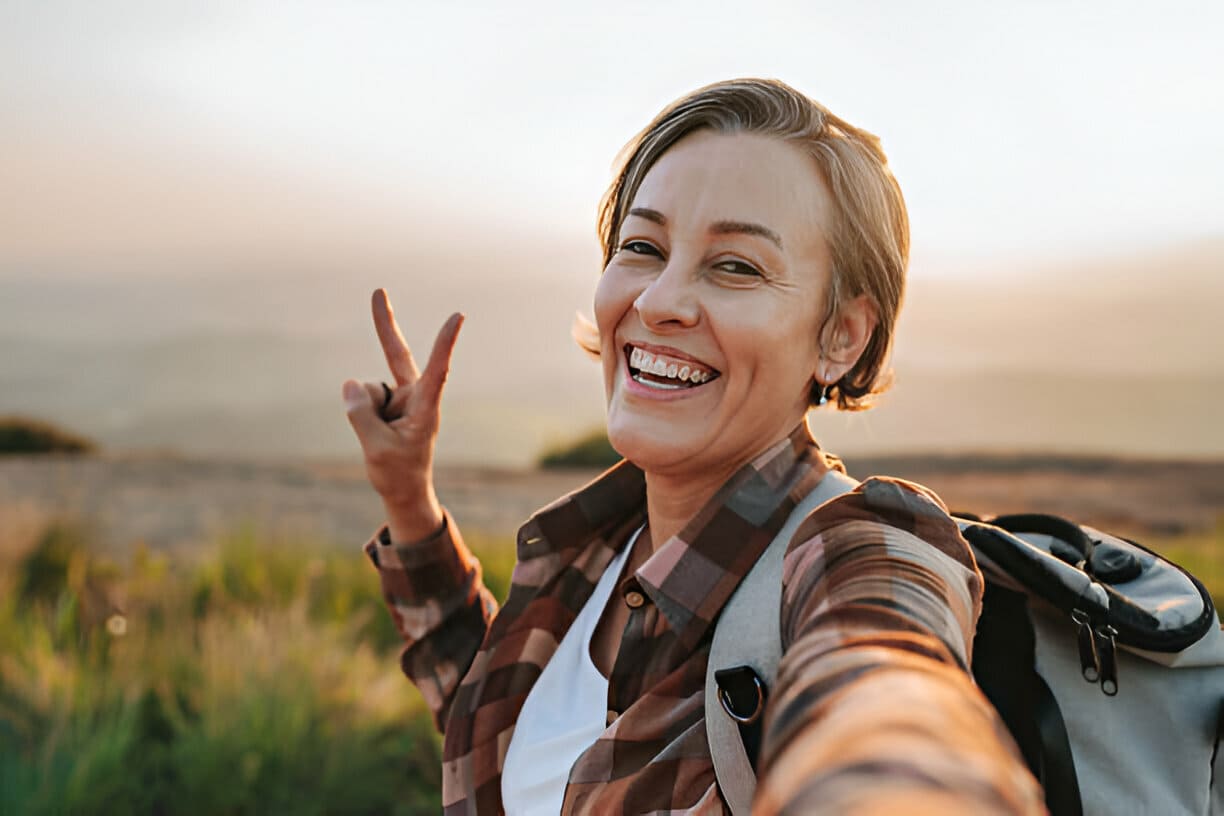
1, 518, 1219, 814
0, 522, 516, 815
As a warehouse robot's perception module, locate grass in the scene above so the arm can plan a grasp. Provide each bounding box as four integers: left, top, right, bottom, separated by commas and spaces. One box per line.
1148, 519, 1224, 612
0, 520, 518, 815
0, 514, 1218, 813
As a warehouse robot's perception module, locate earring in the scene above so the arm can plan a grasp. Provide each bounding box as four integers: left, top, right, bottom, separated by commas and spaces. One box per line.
816, 381, 832, 407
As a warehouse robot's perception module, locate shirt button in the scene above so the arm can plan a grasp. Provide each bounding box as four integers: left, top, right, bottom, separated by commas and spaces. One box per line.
606, 709, 618, 726
624, 590, 645, 609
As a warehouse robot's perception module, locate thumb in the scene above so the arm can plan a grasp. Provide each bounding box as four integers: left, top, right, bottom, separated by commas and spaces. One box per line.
342, 379, 385, 447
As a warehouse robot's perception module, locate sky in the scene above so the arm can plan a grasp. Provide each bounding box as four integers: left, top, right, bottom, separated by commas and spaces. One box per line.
4, 0, 1222, 272
2, 1, 1222, 463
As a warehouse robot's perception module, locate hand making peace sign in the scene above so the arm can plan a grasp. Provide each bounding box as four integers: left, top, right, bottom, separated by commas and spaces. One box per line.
342, 289, 464, 542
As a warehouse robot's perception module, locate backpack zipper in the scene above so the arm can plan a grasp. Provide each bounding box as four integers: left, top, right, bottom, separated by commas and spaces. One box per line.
1072, 608, 1120, 695
1095, 624, 1119, 696
1072, 609, 1100, 682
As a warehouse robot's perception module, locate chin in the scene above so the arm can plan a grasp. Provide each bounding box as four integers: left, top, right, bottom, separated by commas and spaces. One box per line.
606, 418, 705, 473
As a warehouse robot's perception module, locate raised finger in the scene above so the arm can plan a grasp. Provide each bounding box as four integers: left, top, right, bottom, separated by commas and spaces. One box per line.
342, 379, 394, 449
372, 288, 419, 386
418, 312, 465, 407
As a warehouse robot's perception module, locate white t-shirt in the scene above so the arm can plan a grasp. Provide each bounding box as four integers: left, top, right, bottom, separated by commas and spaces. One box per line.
501, 528, 639, 815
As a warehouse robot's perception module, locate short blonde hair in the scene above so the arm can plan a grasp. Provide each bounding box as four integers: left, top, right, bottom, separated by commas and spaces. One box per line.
586, 78, 909, 411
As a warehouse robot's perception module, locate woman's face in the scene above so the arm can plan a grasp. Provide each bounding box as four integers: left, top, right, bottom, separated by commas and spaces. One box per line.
595, 129, 836, 479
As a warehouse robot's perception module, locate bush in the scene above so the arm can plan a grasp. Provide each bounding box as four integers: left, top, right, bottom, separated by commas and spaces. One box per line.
0, 416, 96, 455
537, 428, 620, 469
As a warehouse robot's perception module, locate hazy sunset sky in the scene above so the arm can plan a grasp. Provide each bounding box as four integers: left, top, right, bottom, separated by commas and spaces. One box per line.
4, 1, 1222, 275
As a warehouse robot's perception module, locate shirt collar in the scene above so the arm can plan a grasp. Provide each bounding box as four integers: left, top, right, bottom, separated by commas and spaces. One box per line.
515, 456, 646, 564
518, 422, 836, 650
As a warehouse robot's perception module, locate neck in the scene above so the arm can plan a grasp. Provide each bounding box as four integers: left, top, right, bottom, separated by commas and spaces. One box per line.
641, 462, 740, 551
636, 418, 815, 550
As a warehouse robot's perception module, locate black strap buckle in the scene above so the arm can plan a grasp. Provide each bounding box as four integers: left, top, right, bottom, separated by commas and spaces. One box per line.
715, 666, 766, 724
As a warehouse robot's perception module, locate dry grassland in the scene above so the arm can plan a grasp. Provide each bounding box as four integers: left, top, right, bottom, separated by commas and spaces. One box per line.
3, 452, 1220, 560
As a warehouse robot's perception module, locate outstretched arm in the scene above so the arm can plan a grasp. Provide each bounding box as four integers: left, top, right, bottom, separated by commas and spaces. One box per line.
756, 478, 1046, 815
344, 289, 496, 730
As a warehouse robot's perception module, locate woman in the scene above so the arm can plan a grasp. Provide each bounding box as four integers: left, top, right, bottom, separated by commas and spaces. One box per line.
342, 79, 1044, 814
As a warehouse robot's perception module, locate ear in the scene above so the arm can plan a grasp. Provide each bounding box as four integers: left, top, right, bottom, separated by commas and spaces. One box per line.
816, 293, 878, 384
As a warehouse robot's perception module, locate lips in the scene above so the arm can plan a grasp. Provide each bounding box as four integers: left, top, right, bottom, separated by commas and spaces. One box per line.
623, 343, 721, 389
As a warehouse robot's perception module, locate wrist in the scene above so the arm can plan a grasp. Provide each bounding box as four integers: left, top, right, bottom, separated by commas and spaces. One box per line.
384, 496, 445, 545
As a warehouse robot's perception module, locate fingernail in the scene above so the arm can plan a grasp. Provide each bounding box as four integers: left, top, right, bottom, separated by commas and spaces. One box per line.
342, 380, 363, 407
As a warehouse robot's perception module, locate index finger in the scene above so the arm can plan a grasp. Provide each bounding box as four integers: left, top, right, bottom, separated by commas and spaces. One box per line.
372, 288, 419, 386
418, 312, 465, 407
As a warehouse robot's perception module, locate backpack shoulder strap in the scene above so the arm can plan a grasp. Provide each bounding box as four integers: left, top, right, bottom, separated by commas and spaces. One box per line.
707, 468, 859, 814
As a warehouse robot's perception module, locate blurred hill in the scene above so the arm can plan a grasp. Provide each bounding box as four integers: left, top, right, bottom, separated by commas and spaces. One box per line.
0, 416, 96, 454
1, 237, 1221, 464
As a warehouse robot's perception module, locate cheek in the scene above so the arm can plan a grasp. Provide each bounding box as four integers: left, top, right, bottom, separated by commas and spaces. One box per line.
592, 276, 615, 335
722, 315, 822, 389
593, 266, 635, 339
593, 270, 627, 388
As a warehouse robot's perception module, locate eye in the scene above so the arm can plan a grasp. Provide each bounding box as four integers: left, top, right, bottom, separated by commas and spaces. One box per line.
714, 259, 762, 277
619, 240, 663, 257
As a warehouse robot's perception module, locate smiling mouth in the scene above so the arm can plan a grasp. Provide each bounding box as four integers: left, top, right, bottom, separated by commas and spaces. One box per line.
623, 344, 721, 391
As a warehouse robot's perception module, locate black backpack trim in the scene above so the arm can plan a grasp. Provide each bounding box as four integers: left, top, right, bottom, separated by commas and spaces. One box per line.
973, 582, 1083, 816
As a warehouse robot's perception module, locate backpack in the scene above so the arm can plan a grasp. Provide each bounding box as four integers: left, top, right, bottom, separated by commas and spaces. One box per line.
706, 473, 1224, 816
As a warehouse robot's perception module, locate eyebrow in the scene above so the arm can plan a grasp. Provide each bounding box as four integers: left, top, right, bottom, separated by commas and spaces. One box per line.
626, 207, 784, 250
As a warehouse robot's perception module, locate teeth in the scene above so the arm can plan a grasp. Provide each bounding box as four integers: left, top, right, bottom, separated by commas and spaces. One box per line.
626, 345, 716, 385
632, 375, 685, 390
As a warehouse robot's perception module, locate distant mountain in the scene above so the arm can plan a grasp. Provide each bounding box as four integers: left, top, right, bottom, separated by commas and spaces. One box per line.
2, 238, 1220, 464
897, 237, 1224, 376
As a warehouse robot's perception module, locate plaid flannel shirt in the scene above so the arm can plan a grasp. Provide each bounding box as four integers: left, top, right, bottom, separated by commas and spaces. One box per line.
365, 424, 1045, 814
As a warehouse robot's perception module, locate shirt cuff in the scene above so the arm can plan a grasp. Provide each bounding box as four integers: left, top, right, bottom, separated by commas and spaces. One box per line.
363, 509, 455, 570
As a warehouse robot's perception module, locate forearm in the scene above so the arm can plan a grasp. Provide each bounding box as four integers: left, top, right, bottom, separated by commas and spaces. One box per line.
757, 480, 1045, 814
756, 641, 1044, 815
364, 510, 498, 731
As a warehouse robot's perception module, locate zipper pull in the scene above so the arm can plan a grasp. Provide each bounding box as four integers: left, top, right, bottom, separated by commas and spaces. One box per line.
1095, 624, 1118, 696
1072, 609, 1099, 682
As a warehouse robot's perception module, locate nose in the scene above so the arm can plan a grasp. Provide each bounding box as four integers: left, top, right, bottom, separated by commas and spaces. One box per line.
633, 258, 700, 331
